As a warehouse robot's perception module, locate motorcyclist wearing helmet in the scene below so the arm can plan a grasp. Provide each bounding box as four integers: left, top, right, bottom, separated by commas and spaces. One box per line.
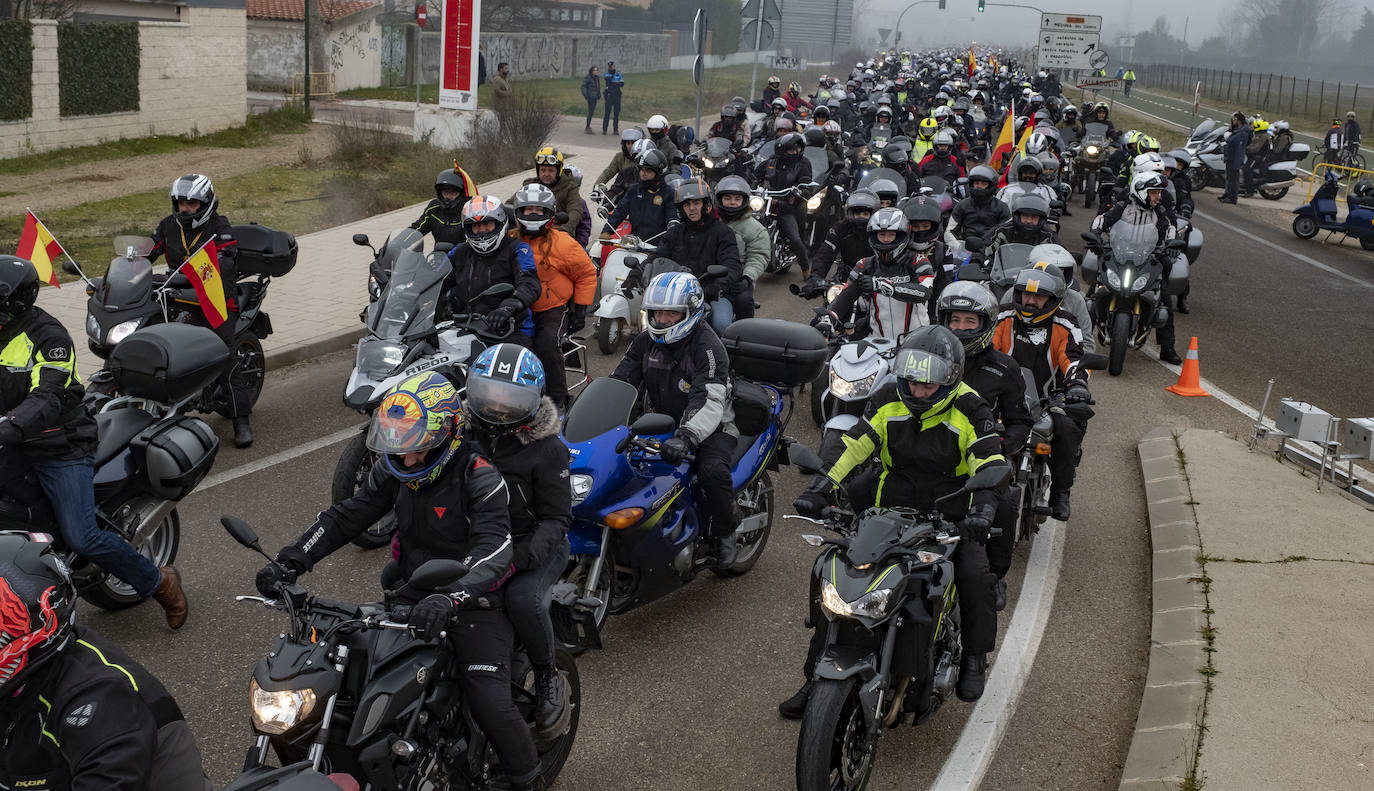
563, 165, 594, 246
602, 147, 677, 242
149, 174, 252, 447
0, 256, 189, 629
937, 282, 1032, 611
762, 97, 789, 139
1057, 106, 1085, 141
411, 165, 477, 246
597, 127, 647, 186
657, 177, 743, 335
824, 207, 936, 341
904, 194, 953, 323
763, 75, 783, 106
913, 116, 939, 160
1101, 132, 1156, 212
1010, 245, 1096, 355
714, 175, 770, 320
605, 138, 658, 205
881, 145, 923, 197
445, 196, 541, 344
708, 104, 747, 150
998, 153, 1056, 206
463, 344, 571, 736
784, 81, 813, 113
510, 184, 598, 410
754, 131, 815, 278
919, 129, 967, 182
0, 533, 213, 791
1091, 171, 1181, 363
986, 193, 1057, 260
808, 189, 877, 289
609, 272, 741, 570
1090, 102, 1118, 143
255, 372, 541, 791
949, 164, 1012, 246
784, 325, 1008, 715
646, 114, 683, 166
1242, 118, 1272, 196
515, 147, 583, 239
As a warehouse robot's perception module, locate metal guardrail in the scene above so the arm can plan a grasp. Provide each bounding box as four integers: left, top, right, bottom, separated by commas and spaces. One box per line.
291, 72, 337, 100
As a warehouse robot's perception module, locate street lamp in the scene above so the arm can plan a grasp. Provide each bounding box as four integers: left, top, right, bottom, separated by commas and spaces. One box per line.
892, 0, 944, 47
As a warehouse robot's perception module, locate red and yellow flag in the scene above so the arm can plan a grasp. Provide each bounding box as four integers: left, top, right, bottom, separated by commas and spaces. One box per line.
453, 159, 479, 200
990, 105, 1017, 171
1015, 118, 1035, 155
967, 49, 976, 78
180, 240, 228, 328
15, 211, 63, 288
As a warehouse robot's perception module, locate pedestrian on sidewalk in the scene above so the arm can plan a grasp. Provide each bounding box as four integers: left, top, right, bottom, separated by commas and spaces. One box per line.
602, 62, 624, 136
1219, 111, 1249, 204
492, 62, 513, 117
581, 66, 601, 134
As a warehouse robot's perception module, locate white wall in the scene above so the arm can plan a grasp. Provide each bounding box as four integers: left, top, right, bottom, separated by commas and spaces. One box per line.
246, 7, 381, 93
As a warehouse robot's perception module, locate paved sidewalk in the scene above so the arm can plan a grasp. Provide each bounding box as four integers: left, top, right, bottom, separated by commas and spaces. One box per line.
48, 142, 619, 381
1126, 427, 1374, 790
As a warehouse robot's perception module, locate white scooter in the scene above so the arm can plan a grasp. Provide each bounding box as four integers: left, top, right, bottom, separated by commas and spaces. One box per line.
592, 234, 660, 355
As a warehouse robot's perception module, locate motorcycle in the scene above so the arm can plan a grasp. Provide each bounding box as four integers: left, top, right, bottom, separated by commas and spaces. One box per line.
752, 183, 821, 275
687, 136, 745, 188
1080, 232, 1188, 376
1176, 216, 1205, 265
1182, 118, 1226, 192
0, 323, 224, 609
1292, 170, 1374, 251
786, 454, 1010, 791
1075, 121, 1113, 208
804, 145, 846, 252
552, 318, 827, 652
218, 517, 580, 791
591, 234, 659, 355
76, 226, 295, 418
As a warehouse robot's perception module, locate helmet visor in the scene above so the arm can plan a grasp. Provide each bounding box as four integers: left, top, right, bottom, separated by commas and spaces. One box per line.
466, 375, 542, 426
366, 392, 454, 454
894, 348, 960, 387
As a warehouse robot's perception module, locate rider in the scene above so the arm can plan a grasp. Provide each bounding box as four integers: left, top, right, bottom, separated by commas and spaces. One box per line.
1162, 152, 1195, 314
985, 193, 1057, 260
992, 265, 1091, 521
148, 174, 252, 447
1092, 171, 1180, 363
1022, 244, 1095, 354
913, 116, 938, 161
949, 164, 1012, 246
646, 115, 683, 166
708, 104, 747, 150
882, 145, 923, 196
937, 282, 1032, 612
601, 148, 677, 242
763, 75, 783, 106
754, 132, 814, 279
463, 344, 572, 736
1090, 101, 1118, 142
255, 372, 542, 791
444, 196, 542, 346
1057, 105, 1085, 140
411, 166, 477, 246
605, 138, 657, 206
761, 98, 789, 140
714, 175, 770, 321
0, 533, 212, 790
808, 189, 878, 290
0, 256, 188, 629
1343, 110, 1363, 159
784, 325, 1008, 715
510, 184, 598, 410
903, 194, 952, 324
1242, 119, 1272, 197
516, 147, 583, 239
597, 128, 646, 187
823, 207, 936, 340
610, 272, 741, 570
657, 177, 743, 335
998, 153, 1054, 205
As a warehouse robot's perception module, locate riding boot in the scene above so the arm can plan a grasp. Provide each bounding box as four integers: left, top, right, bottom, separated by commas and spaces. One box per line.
153, 566, 189, 629
712, 534, 739, 571
1049, 490, 1072, 521
1160, 346, 1182, 365
233, 417, 254, 448
956, 653, 988, 702
533, 665, 567, 733
778, 680, 814, 719
1175, 295, 1190, 314
994, 577, 1007, 612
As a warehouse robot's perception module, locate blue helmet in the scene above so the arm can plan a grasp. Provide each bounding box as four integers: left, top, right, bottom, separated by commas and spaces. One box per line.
367, 371, 464, 488
641, 271, 705, 344
466, 343, 546, 427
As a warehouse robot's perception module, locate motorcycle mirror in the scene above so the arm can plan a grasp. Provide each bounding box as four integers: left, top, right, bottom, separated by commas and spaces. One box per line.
220, 515, 267, 556
1080, 231, 1103, 245
704, 264, 730, 280
409, 559, 471, 591
934, 463, 1011, 508
1080, 352, 1109, 371
352, 233, 371, 247
630, 412, 677, 437
789, 444, 825, 475
1165, 238, 1188, 251
475, 282, 516, 300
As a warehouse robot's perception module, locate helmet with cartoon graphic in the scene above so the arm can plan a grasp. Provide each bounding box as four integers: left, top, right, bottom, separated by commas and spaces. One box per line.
366, 372, 465, 487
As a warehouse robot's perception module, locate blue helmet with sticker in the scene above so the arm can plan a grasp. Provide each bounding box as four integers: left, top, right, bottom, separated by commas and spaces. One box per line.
641, 271, 705, 344
466, 343, 546, 427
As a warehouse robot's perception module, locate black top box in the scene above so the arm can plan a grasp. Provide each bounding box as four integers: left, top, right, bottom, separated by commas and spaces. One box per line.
232, 223, 297, 278
108, 324, 230, 404
721, 318, 828, 387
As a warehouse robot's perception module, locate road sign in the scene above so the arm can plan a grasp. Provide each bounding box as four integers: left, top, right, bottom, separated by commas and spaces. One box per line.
1040, 12, 1102, 32
414, 3, 427, 27
740, 0, 781, 22
693, 54, 703, 85
1037, 29, 1100, 70
741, 19, 776, 49
693, 8, 706, 51
877, 27, 892, 45
1089, 48, 1108, 71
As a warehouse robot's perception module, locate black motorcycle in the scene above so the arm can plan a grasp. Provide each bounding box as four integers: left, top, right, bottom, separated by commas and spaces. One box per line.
219, 516, 581, 791
787, 452, 1010, 791
0, 324, 224, 609
1080, 232, 1187, 376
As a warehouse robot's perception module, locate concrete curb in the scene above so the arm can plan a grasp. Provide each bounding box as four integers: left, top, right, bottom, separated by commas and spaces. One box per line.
265, 326, 365, 371
1119, 428, 1208, 790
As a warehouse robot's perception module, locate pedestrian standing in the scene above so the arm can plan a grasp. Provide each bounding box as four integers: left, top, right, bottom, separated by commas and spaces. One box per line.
602, 61, 624, 136
1343, 110, 1362, 159
492, 61, 513, 116
581, 66, 601, 134
1219, 111, 1249, 204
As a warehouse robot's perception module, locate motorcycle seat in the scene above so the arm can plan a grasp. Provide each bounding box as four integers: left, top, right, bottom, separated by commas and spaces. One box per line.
94, 408, 157, 469
731, 433, 760, 467
1348, 196, 1374, 211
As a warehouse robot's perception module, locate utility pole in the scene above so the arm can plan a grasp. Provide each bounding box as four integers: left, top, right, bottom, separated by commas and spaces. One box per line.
303, 0, 312, 115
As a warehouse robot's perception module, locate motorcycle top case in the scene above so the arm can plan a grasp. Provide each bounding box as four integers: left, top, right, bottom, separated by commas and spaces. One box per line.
232, 222, 298, 278
108, 324, 230, 404
131, 416, 219, 500
720, 318, 827, 387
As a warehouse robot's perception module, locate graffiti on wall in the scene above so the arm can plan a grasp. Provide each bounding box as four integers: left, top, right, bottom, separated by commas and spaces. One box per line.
329, 17, 378, 71
482, 34, 569, 79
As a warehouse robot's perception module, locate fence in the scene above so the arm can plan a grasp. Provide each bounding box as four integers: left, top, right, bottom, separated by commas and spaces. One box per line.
1143, 63, 1374, 131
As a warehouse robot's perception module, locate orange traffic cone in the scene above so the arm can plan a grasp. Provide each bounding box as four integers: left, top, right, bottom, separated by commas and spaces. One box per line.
1166, 337, 1211, 397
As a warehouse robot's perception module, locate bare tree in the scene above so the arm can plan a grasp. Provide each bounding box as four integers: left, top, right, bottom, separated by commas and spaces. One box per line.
1231, 0, 1351, 57
8, 0, 81, 20
483, 0, 565, 31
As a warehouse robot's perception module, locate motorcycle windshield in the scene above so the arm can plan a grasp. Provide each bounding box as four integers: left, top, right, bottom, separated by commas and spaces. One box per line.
369, 249, 451, 339
1189, 119, 1218, 141
1112, 237, 1157, 268
562, 377, 639, 443
869, 124, 892, 148
376, 227, 424, 284
804, 148, 831, 182
705, 137, 732, 159
920, 176, 949, 196
991, 243, 1034, 287
100, 255, 153, 309
857, 167, 905, 192
1083, 122, 1109, 139
845, 509, 933, 567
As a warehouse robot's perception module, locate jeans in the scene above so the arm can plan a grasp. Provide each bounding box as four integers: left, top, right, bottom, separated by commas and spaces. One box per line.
505, 535, 570, 668
585, 98, 598, 128
707, 297, 734, 336
31, 454, 162, 598
532, 305, 569, 408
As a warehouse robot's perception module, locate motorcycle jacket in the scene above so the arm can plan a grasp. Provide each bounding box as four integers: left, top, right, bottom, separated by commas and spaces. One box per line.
724, 215, 770, 283
290, 442, 515, 606
1092, 201, 1174, 248
963, 348, 1034, 456
516, 228, 598, 313
950, 195, 1011, 242
443, 235, 541, 335
986, 218, 1058, 258
1170, 173, 1195, 218
755, 152, 814, 195
652, 134, 683, 166
149, 213, 238, 281
918, 152, 967, 182
707, 120, 746, 149
410, 199, 467, 247
996, 181, 1056, 206
610, 323, 737, 445
828, 250, 936, 340
0, 627, 212, 791
0, 306, 97, 460
603, 179, 677, 240
992, 310, 1087, 401
822, 381, 1006, 518
812, 221, 871, 282
658, 213, 743, 300
468, 397, 570, 562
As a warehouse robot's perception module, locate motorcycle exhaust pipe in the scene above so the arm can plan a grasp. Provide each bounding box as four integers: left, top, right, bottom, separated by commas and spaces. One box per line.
128, 498, 177, 549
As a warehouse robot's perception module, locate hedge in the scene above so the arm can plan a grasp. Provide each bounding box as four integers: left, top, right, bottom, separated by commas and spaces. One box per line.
0, 21, 33, 122
58, 22, 140, 118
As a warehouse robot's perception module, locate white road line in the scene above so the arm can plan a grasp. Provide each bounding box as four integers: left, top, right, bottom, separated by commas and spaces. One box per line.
1135, 90, 1374, 158
1190, 209, 1374, 290
198, 424, 364, 493
929, 519, 1066, 791
1113, 96, 1327, 177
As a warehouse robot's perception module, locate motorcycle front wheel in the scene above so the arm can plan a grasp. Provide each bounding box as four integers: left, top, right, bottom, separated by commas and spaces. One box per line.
796, 676, 878, 791
332, 431, 397, 549
1188, 166, 1208, 193
1361, 236, 1374, 251
809, 369, 828, 427
214, 332, 266, 418
1083, 171, 1097, 208
595, 317, 623, 355
1108, 312, 1131, 376
82, 506, 180, 610
1292, 216, 1319, 239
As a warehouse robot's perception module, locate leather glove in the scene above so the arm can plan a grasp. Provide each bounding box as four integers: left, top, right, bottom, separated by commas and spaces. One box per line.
1065, 383, 1094, 405
408, 593, 455, 640
515, 524, 566, 571
856, 275, 875, 297
567, 304, 587, 333
957, 503, 996, 543
255, 546, 311, 598
659, 434, 695, 466
703, 281, 722, 302
793, 477, 836, 518
800, 275, 825, 297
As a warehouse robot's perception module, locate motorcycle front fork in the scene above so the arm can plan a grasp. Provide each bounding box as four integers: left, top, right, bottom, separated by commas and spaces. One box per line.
580, 524, 613, 600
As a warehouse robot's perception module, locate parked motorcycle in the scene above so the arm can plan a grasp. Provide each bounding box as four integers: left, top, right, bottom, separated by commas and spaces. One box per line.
1292, 171, 1374, 251
1080, 232, 1188, 376
0, 323, 224, 609
218, 517, 580, 791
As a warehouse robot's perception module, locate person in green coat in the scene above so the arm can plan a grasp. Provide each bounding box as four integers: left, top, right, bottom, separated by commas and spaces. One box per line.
714, 175, 769, 320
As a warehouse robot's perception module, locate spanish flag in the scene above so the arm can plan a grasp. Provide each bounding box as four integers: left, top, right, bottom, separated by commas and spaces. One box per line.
967, 49, 976, 78
1014, 118, 1035, 155
15, 211, 63, 288
179, 239, 228, 328
452, 160, 479, 200
990, 105, 1016, 171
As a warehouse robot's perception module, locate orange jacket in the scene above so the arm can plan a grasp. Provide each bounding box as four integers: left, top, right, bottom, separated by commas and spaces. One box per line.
517, 228, 598, 312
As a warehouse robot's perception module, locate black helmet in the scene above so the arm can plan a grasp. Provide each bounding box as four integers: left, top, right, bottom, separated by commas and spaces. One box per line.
882, 146, 909, 168
867, 207, 910, 259
967, 164, 999, 200
1012, 264, 1066, 325
812, 104, 831, 120
0, 531, 77, 698
844, 190, 880, 225
777, 132, 805, 157
169, 173, 217, 230
0, 256, 41, 327
713, 175, 752, 221
435, 168, 471, 211
637, 147, 668, 176
1014, 155, 1043, 183
1011, 193, 1050, 234
902, 195, 943, 250
937, 281, 1000, 355
869, 178, 903, 207
804, 126, 827, 147
1355, 179, 1374, 198
720, 104, 734, 120
893, 326, 965, 414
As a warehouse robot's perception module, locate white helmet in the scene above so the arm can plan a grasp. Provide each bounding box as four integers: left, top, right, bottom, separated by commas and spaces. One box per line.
933, 129, 956, 148
1131, 171, 1167, 207
647, 114, 669, 132
631, 138, 656, 157
1132, 152, 1164, 176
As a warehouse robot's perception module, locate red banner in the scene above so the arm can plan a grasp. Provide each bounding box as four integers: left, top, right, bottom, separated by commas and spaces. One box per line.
440, 0, 480, 111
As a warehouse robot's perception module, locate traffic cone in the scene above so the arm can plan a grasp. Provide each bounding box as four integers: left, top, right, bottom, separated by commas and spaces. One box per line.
1166, 337, 1211, 397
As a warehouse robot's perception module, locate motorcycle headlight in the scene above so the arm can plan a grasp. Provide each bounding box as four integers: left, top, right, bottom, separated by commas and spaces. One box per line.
702, 158, 715, 168
826, 283, 845, 303
1130, 272, 1152, 293
820, 578, 894, 619
1085, 145, 1099, 156
1105, 269, 1122, 289
86, 313, 101, 341
250, 677, 317, 735
570, 473, 593, 506
829, 369, 877, 399
750, 195, 765, 212
807, 192, 824, 212
106, 318, 142, 346
358, 339, 406, 377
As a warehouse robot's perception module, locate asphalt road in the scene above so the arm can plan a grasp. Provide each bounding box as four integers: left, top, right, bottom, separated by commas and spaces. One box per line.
77, 166, 1366, 790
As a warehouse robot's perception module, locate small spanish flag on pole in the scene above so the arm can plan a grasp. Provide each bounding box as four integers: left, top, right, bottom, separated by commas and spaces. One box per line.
990, 102, 1016, 171
15, 210, 64, 288
177, 239, 228, 328
967, 49, 976, 78
453, 160, 479, 200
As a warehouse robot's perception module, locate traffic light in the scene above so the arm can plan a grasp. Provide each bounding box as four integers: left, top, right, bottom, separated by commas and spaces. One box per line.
977, 0, 985, 11
938, 0, 946, 8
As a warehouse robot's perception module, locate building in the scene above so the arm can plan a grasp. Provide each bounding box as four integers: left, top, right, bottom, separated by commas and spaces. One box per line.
776, 0, 853, 62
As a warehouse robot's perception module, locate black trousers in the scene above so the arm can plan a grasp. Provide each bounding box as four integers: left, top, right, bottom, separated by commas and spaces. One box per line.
986, 484, 1018, 579
730, 278, 756, 320
602, 94, 621, 133
1156, 256, 1177, 351
210, 308, 253, 419
694, 429, 739, 538
532, 305, 569, 408
1050, 411, 1086, 496
776, 209, 811, 274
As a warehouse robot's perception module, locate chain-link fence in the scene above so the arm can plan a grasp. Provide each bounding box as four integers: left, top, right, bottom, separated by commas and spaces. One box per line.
1143, 63, 1374, 133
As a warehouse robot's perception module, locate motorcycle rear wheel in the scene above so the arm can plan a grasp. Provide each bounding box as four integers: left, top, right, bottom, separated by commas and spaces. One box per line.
332, 431, 397, 549
1292, 216, 1319, 239
81, 507, 180, 610
1362, 236, 1374, 251
713, 472, 773, 578
1188, 166, 1208, 193
1258, 185, 1288, 201
1108, 312, 1131, 376
595, 317, 623, 355
214, 332, 266, 418
796, 676, 878, 791
521, 649, 582, 785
